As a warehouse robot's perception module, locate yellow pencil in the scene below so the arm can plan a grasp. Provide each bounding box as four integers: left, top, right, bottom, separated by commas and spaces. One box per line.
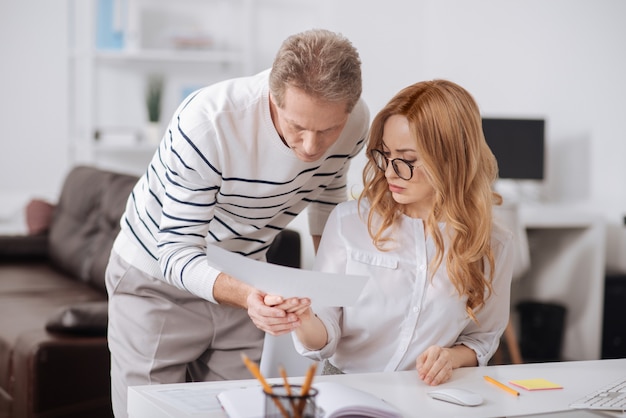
241, 354, 272, 393
297, 363, 318, 416
280, 365, 299, 418
279, 366, 292, 396
300, 362, 318, 396
241, 354, 290, 418
484, 375, 520, 396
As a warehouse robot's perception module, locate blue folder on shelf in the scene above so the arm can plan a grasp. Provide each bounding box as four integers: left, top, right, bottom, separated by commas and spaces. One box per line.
96, 0, 124, 50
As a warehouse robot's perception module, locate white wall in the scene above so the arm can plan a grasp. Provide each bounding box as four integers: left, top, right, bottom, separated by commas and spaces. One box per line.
1, 0, 625, 269
419, 1, 626, 207
326, 0, 626, 206
317, 0, 626, 269
0, 0, 69, 215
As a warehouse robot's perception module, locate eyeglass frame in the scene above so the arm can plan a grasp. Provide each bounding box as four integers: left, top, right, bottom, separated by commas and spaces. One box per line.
370, 149, 422, 181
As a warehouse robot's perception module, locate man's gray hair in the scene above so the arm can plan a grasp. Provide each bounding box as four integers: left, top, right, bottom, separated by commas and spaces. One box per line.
269, 29, 362, 113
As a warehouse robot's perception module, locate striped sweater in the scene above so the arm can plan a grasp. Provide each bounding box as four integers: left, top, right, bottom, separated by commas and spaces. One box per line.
114, 70, 370, 303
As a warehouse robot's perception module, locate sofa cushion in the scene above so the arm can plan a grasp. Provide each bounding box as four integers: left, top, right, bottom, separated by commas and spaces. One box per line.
9, 330, 111, 417
0, 261, 106, 395
48, 166, 138, 291
45, 301, 108, 336
0, 234, 47, 260
25, 198, 56, 235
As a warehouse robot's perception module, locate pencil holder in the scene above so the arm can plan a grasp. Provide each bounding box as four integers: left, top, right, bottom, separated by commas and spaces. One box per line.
264, 384, 319, 418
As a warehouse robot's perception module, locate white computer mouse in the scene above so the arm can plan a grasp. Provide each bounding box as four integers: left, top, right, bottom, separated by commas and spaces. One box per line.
427, 387, 484, 407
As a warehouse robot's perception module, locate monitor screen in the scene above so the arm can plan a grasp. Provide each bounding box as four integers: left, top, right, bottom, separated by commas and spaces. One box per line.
481, 117, 545, 180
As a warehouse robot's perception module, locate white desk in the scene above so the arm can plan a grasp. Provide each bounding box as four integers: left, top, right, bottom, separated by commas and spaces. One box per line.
517, 204, 606, 361
128, 358, 626, 418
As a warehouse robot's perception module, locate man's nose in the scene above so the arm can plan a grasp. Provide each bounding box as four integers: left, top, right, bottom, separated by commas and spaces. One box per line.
301, 131, 321, 155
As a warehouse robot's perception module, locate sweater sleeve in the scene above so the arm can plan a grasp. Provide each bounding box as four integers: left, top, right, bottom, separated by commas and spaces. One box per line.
154, 102, 225, 303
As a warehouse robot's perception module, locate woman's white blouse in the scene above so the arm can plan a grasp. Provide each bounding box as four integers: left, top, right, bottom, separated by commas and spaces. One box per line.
292, 199, 514, 372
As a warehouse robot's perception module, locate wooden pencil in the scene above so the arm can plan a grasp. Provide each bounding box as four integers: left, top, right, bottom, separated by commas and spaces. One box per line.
297, 362, 318, 416
280, 365, 300, 418
241, 354, 289, 418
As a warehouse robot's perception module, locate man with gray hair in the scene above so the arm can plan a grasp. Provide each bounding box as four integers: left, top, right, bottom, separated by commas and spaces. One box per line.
105, 29, 369, 417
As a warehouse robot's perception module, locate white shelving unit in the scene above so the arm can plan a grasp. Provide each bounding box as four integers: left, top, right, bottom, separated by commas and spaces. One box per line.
67, 0, 254, 175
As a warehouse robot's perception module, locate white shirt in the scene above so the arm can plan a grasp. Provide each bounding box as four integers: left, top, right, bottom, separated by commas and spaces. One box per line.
293, 198, 514, 371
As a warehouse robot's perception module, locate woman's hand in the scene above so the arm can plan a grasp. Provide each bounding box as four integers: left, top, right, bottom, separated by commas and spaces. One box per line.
291, 305, 328, 351
264, 294, 311, 316
416, 344, 478, 386
415, 346, 454, 386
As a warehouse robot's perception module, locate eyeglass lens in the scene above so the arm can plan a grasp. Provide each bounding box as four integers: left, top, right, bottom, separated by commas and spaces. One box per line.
371, 149, 413, 180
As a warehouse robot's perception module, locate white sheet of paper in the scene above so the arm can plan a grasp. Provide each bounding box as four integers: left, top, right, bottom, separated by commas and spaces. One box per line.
147, 387, 225, 414
205, 244, 368, 307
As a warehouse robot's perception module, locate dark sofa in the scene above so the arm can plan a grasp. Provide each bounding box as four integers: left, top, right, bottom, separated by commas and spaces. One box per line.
0, 166, 137, 418
0, 165, 301, 418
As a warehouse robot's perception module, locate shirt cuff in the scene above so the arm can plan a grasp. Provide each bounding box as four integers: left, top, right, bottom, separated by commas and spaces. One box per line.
185, 266, 220, 304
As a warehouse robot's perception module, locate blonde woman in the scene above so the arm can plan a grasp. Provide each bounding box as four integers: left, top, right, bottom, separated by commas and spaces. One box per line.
293, 79, 514, 386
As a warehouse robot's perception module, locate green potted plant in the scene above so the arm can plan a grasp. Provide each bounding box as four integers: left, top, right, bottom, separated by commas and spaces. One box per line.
145, 74, 164, 145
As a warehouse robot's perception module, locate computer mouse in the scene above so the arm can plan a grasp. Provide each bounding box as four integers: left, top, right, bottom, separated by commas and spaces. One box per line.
427, 387, 484, 406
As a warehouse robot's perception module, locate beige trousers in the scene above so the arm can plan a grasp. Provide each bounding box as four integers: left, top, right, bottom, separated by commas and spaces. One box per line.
105, 251, 264, 418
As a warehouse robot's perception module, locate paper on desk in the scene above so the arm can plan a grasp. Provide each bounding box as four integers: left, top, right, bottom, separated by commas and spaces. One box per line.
205, 243, 369, 307
509, 378, 563, 390
147, 387, 225, 414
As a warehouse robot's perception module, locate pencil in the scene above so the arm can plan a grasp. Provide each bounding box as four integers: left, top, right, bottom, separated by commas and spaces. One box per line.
241, 354, 273, 393
297, 363, 318, 416
241, 354, 290, 418
299, 362, 318, 396
484, 375, 520, 396
279, 366, 292, 396
280, 365, 299, 418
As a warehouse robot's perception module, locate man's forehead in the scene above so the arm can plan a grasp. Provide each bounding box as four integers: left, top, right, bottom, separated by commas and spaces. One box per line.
280, 88, 349, 131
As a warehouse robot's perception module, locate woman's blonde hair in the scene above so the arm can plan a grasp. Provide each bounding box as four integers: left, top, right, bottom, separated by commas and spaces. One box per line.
360, 79, 502, 321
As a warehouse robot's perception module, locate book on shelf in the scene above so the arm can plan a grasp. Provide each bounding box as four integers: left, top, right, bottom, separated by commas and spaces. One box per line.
96, 0, 125, 50
217, 381, 402, 418
94, 127, 140, 147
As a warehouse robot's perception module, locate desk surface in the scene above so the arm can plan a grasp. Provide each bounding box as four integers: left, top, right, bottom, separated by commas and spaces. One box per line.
128, 358, 626, 418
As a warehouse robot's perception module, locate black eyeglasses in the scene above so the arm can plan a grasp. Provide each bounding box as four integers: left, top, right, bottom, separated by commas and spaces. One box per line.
370, 149, 421, 181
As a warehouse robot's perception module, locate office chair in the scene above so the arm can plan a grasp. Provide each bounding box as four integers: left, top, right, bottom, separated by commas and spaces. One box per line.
261, 229, 320, 378
493, 202, 531, 364
260, 333, 319, 378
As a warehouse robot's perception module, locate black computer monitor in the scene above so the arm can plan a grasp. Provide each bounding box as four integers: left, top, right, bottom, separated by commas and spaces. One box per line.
481, 117, 545, 180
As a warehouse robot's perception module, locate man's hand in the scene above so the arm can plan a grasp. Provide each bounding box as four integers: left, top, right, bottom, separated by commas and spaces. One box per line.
246, 292, 311, 336
213, 272, 312, 335
267, 294, 312, 317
